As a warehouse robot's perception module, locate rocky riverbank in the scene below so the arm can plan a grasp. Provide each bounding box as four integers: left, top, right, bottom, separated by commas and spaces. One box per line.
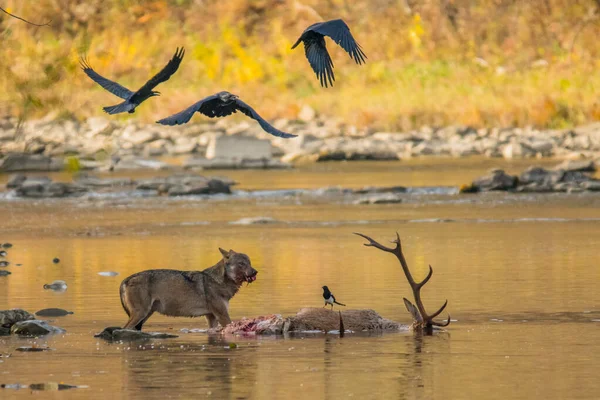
2, 159, 600, 200
462, 160, 600, 193
1, 113, 600, 173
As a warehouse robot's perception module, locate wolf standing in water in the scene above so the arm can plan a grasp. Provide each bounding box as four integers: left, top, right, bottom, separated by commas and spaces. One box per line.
119, 248, 258, 330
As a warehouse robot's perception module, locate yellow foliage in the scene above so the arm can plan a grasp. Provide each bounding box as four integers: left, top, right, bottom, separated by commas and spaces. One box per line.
0, 0, 599, 129
65, 156, 81, 173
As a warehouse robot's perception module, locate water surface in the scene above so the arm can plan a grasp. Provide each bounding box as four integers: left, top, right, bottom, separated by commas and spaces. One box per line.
1, 159, 599, 399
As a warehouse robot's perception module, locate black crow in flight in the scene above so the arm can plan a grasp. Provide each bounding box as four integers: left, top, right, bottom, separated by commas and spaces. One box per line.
292, 19, 366, 88
80, 47, 185, 115
156, 91, 297, 139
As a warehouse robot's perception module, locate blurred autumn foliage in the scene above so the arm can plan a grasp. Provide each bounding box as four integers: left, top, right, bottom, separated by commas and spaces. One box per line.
1, 0, 599, 129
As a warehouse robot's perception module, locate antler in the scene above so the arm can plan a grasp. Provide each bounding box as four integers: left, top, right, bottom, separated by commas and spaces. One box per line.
354, 232, 450, 331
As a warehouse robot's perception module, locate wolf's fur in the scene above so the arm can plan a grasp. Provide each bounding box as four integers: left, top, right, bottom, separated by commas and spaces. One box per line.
119, 248, 257, 330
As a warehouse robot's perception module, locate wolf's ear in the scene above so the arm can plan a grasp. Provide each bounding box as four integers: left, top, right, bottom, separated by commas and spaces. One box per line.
403, 298, 423, 324
219, 248, 230, 259
228, 249, 236, 254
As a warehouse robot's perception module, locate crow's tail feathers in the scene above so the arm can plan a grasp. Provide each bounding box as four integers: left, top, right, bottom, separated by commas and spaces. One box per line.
334, 301, 346, 306
103, 102, 134, 115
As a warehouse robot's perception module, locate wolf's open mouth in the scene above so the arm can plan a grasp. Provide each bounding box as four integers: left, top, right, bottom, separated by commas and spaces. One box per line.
245, 272, 258, 283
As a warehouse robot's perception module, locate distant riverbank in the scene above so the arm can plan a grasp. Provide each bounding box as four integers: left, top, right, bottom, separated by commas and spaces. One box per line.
1, 115, 600, 175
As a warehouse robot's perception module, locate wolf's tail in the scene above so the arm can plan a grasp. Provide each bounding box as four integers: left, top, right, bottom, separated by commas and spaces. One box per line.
103, 102, 134, 115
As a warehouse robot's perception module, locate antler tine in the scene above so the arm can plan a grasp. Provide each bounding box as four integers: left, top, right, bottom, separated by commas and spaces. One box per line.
416, 265, 433, 289
353, 232, 398, 253
431, 315, 451, 327
428, 299, 448, 320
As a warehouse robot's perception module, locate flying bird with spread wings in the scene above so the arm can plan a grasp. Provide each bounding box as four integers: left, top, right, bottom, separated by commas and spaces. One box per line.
292, 19, 366, 88
156, 91, 297, 139
80, 47, 185, 115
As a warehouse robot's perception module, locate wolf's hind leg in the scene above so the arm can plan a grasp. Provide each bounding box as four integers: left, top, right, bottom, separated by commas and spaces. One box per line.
123, 301, 157, 331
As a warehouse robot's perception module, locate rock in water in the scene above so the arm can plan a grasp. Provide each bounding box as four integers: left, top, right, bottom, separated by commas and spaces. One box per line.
0, 309, 34, 335
553, 159, 596, 173
0, 271, 10, 277
15, 346, 53, 352
6, 174, 27, 188
230, 217, 279, 225
95, 327, 178, 341
0, 261, 9, 267
52, 258, 60, 264
471, 169, 518, 191
35, 308, 74, 317
27, 382, 86, 391
0, 251, 7, 257
15, 180, 88, 198
10, 320, 66, 336
354, 194, 403, 204
1, 243, 13, 248
43, 280, 67, 291
97, 271, 119, 277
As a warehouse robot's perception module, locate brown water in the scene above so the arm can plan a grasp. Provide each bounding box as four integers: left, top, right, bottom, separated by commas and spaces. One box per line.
1, 159, 600, 399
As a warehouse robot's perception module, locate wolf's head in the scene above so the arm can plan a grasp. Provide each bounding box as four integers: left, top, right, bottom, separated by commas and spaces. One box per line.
219, 248, 258, 285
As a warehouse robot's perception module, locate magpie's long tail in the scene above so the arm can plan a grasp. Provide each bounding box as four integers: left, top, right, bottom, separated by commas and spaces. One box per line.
334, 301, 346, 306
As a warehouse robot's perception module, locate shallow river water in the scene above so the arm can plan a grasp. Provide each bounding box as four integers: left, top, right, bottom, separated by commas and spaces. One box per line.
1, 158, 599, 399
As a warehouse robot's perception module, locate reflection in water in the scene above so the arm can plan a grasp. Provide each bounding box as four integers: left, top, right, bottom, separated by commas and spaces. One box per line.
122, 338, 257, 399
1, 160, 600, 399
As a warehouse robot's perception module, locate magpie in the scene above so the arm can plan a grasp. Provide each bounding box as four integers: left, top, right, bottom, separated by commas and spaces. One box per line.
322, 285, 346, 309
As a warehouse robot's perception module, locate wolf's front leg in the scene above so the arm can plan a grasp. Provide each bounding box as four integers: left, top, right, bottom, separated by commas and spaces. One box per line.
209, 302, 232, 328
206, 314, 219, 329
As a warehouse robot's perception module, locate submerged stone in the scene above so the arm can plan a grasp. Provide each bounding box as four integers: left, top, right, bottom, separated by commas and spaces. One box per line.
15, 346, 53, 352
10, 320, 65, 336
354, 195, 403, 204
43, 280, 67, 291
2, 382, 88, 391
98, 271, 119, 277
35, 308, 74, 317
95, 327, 178, 341
352, 186, 407, 195
229, 217, 279, 225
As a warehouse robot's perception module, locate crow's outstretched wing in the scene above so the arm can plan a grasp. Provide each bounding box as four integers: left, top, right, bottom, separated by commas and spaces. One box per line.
135, 47, 185, 98
80, 58, 134, 100
304, 35, 335, 88
310, 19, 366, 65
155, 94, 220, 125
234, 99, 297, 138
